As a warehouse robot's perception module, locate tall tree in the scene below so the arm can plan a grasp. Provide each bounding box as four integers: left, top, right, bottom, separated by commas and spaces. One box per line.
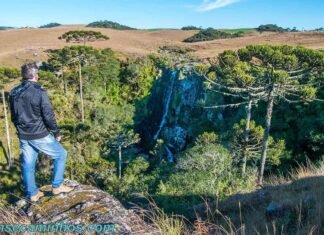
48, 46, 103, 122
195, 51, 266, 174
198, 46, 323, 183
237, 45, 323, 184
109, 131, 140, 179
98, 49, 120, 94
0, 67, 19, 167
59, 30, 109, 45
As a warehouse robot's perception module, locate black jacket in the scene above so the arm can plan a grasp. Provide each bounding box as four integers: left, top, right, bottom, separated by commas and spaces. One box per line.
9, 80, 60, 140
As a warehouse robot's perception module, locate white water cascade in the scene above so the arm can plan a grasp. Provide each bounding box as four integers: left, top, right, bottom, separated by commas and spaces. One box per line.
165, 145, 175, 163
153, 71, 177, 141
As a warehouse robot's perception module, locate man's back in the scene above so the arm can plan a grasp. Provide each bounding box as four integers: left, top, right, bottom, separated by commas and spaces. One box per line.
9, 80, 60, 140
10, 63, 72, 201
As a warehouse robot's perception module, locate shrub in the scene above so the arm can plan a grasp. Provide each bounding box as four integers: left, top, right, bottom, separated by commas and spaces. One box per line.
256, 24, 288, 33
87, 20, 135, 30
183, 28, 243, 43
156, 143, 256, 213
0, 26, 14, 30
181, 26, 201, 30
39, 23, 61, 28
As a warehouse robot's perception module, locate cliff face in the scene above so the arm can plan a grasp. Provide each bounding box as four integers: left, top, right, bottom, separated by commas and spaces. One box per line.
16, 180, 158, 234
137, 66, 207, 155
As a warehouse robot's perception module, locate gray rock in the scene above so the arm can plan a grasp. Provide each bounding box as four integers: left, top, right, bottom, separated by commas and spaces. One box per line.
162, 126, 187, 151
303, 194, 316, 209
15, 199, 28, 208
265, 201, 286, 219
21, 180, 158, 234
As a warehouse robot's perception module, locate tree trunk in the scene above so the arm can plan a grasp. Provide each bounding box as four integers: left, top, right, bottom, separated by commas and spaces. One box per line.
242, 99, 252, 174
62, 64, 67, 96
2, 89, 13, 167
78, 62, 85, 123
118, 145, 122, 179
259, 94, 274, 185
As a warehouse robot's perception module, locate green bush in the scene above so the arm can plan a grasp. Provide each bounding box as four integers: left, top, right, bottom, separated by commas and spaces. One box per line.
39, 23, 61, 28
181, 26, 201, 30
0, 26, 14, 30
87, 20, 135, 30
256, 24, 288, 33
184, 28, 243, 43
156, 143, 256, 212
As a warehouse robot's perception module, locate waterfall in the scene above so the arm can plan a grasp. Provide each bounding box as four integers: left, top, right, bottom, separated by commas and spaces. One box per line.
153, 71, 177, 141
165, 145, 175, 163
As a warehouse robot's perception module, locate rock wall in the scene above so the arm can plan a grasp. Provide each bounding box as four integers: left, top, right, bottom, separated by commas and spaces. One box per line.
137, 66, 206, 155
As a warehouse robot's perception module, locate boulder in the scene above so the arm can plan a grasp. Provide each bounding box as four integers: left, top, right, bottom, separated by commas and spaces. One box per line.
17, 180, 158, 234
162, 126, 187, 151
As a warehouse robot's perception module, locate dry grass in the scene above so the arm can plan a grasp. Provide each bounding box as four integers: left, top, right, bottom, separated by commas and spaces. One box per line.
290, 159, 324, 179
0, 200, 30, 224
136, 198, 189, 235
0, 25, 323, 67
267, 158, 324, 185
0, 161, 322, 234
139, 161, 323, 235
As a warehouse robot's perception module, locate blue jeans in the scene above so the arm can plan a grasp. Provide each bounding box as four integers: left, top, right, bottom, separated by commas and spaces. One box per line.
19, 133, 67, 198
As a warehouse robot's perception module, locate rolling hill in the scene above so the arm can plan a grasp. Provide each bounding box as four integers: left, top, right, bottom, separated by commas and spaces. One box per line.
0, 25, 323, 67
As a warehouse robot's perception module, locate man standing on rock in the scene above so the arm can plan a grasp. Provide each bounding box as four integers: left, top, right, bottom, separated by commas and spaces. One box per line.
9, 63, 73, 202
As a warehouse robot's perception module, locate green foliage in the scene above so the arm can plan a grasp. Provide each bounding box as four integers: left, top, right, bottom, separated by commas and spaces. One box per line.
184, 28, 243, 43
111, 157, 151, 198
120, 57, 158, 101
231, 119, 287, 167
39, 23, 61, 28
0, 67, 20, 88
256, 24, 288, 33
0, 26, 14, 30
181, 26, 201, 30
87, 20, 135, 30
48, 45, 102, 66
38, 70, 60, 89
58, 30, 109, 44
194, 64, 209, 76
159, 45, 195, 55
195, 132, 218, 145
205, 45, 323, 181
0, 42, 322, 224
0, 164, 21, 202
156, 143, 256, 212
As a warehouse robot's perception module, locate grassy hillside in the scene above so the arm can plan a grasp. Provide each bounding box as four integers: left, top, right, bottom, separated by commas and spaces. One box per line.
140, 161, 324, 234
0, 25, 323, 67
2, 161, 322, 234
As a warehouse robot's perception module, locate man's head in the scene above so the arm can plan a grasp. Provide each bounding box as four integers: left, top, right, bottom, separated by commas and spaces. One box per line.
21, 62, 42, 81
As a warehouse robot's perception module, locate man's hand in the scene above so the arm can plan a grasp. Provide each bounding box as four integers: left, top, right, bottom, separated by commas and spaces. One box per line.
56, 136, 62, 142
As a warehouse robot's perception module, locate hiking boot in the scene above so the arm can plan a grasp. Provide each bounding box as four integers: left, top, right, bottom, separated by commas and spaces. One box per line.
52, 185, 74, 195
30, 191, 45, 202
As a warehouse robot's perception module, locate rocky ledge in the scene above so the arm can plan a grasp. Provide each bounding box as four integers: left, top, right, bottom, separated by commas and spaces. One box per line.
16, 180, 158, 234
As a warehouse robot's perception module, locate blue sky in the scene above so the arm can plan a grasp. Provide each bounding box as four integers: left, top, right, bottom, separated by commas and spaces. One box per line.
0, 0, 323, 29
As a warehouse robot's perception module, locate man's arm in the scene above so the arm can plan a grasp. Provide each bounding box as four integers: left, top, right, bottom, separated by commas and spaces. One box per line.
40, 90, 61, 139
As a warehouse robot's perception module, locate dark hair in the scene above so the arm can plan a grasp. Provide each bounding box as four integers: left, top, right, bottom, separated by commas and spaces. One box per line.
21, 62, 41, 80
